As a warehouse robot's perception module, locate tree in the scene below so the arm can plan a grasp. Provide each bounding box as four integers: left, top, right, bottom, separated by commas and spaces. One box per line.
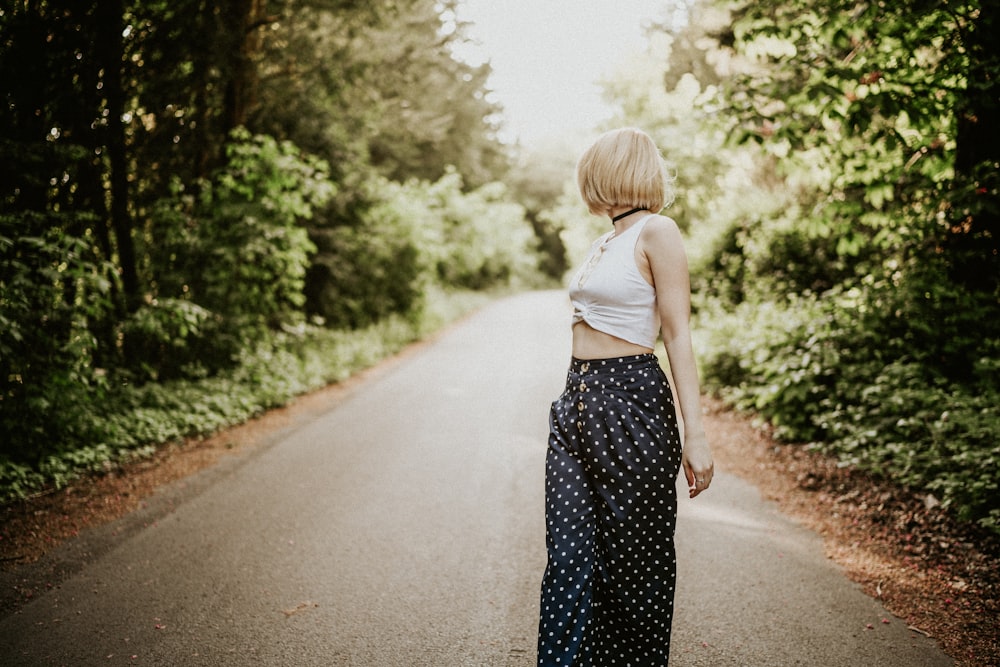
0, 0, 523, 471
361, 0, 508, 188
247, 0, 511, 325
667, 0, 1000, 531
250, 0, 506, 189
724, 0, 999, 292
504, 139, 582, 280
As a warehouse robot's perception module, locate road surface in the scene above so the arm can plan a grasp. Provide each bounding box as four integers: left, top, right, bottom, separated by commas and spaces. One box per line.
0, 291, 953, 666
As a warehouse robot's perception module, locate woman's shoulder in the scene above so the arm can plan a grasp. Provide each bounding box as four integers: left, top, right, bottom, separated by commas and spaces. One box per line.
638, 214, 688, 271
640, 214, 682, 245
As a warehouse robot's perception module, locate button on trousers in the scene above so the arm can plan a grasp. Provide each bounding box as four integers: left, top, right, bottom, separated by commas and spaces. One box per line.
538, 354, 682, 666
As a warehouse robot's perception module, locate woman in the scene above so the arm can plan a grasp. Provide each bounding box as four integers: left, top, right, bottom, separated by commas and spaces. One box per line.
538, 128, 714, 666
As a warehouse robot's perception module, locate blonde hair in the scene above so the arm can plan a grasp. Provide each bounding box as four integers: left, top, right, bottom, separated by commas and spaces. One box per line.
576, 127, 673, 216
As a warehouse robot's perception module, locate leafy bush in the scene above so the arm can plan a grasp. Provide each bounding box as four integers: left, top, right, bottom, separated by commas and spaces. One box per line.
149, 130, 330, 335
1, 128, 543, 503
814, 359, 999, 530
305, 191, 424, 329
0, 289, 492, 504
305, 170, 543, 328
0, 216, 117, 463
695, 266, 1000, 533
121, 299, 218, 381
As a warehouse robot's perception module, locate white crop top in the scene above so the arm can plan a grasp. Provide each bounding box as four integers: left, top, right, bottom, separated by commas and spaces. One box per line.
569, 214, 659, 349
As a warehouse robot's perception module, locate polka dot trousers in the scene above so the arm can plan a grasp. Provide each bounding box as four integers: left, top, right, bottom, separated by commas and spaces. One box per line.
538, 354, 682, 666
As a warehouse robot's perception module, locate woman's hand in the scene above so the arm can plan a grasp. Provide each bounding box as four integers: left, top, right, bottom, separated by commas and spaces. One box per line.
682, 431, 714, 498
641, 216, 714, 498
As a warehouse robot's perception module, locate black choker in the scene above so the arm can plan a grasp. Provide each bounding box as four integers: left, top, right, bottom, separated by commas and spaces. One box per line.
611, 207, 645, 223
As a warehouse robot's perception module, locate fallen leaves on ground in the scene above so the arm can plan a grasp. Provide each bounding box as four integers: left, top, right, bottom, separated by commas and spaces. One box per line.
703, 396, 999, 667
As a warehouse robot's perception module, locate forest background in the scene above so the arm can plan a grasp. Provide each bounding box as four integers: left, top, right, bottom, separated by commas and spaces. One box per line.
1, 0, 997, 539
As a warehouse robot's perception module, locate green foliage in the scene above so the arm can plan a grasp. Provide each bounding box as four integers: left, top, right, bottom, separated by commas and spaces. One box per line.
816, 360, 999, 530
306, 170, 542, 328
695, 262, 1000, 531
0, 214, 117, 462
725, 0, 999, 289
693, 199, 879, 304
0, 289, 493, 504
306, 202, 424, 329
400, 171, 539, 290
120, 299, 217, 381
503, 142, 580, 280
156, 130, 330, 329
1, 0, 543, 491
648, 0, 1000, 535
358, 0, 508, 187
253, 0, 508, 189
129, 130, 332, 379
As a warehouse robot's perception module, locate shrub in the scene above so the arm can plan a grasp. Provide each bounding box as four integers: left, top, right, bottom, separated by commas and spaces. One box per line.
0, 289, 491, 504
695, 264, 1000, 533
147, 129, 331, 342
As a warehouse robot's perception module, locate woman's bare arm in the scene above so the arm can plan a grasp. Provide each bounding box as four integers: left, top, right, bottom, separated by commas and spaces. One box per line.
640, 216, 715, 497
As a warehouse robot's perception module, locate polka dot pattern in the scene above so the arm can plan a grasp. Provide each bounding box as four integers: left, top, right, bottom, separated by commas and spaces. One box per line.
537, 354, 682, 666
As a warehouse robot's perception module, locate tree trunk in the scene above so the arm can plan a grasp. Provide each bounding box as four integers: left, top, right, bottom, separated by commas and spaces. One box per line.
950, 3, 1000, 292
95, 0, 141, 311
222, 0, 266, 134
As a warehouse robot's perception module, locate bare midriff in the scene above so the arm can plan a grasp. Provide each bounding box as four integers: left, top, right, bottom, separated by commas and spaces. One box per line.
572, 320, 654, 360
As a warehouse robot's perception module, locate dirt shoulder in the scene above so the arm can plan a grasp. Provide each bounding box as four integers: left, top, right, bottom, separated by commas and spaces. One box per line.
2, 383, 997, 665
702, 396, 999, 667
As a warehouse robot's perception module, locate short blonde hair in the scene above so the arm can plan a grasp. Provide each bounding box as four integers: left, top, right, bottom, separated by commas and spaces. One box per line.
576, 127, 673, 216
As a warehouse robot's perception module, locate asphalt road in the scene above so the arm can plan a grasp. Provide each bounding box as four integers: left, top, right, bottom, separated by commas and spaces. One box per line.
0, 291, 954, 666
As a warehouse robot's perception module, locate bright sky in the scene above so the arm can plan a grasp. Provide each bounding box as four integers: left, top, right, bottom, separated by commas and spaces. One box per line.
452, 0, 672, 147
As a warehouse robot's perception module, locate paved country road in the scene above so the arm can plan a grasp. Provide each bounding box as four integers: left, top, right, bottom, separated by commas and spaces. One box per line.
0, 291, 954, 666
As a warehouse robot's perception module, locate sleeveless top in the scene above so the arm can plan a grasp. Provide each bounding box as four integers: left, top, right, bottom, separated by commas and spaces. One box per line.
569, 214, 659, 349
